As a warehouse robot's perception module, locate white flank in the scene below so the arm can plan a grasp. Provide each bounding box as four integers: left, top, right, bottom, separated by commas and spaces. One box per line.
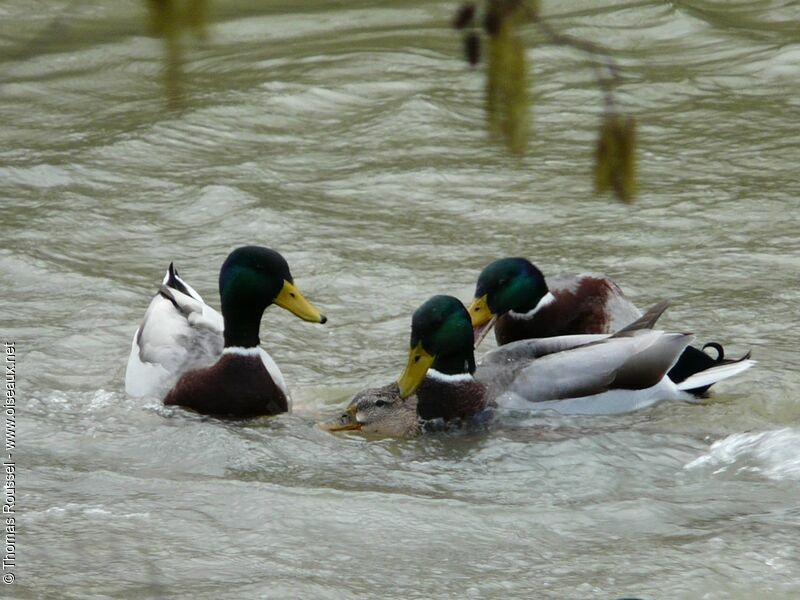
676, 359, 756, 392
496, 378, 681, 415
509, 291, 556, 319
125, 328, 171, 397
125, 270, 224, 399
259, 348, 290, 408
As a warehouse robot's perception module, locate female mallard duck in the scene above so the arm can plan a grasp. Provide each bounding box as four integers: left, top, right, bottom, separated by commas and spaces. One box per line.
125, 246, 326, 418
323, 298, 754, 436
322, 295, 491, 437
467, 256, 751, 395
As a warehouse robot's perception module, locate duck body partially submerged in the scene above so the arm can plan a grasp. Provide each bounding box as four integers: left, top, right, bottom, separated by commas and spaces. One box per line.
476, 330, 750, 415
322, 296, 493, 438
125, 246, 326, 418
323, 297, 754, 437
323, 375, 494, 439
162, 347, 289, 418
468, 257, 752, 396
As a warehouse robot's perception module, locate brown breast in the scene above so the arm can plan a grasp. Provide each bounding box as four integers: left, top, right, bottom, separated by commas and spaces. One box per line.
163, 353, 288, 418
495, 276, 615, 344
415, 377, 487, 422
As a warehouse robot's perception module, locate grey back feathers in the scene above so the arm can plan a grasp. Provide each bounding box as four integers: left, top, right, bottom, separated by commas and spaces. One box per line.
476, 302, 688, 405
476, 329, 693, 404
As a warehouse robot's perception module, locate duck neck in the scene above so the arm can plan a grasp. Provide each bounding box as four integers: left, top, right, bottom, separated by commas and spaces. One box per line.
431, 350, 475, 377
222, 301, 266, 349
508, 289, 555, 320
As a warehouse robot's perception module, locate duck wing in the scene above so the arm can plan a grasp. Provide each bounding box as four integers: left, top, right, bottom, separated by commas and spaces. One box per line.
606, 299, 669, 336
549, 273, 644, 332
478, 300, 672, 391
138, 284, 224, 365
478, 329, 693, 406
480, 334, 608, 365
476, 334, 609, 399
125, 267, 224, 398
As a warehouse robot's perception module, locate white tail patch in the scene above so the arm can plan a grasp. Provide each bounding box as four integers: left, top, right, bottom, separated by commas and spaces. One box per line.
676, 359, 756, 392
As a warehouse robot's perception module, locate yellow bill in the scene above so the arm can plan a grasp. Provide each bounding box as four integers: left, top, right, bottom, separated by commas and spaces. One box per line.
468, 295, 497, 348
397, 343, 434, 398
467, 294, 493, 327
275, 280, 327, 323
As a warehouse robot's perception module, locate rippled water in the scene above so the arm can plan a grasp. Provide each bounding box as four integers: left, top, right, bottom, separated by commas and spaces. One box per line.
2, 1, 799, 598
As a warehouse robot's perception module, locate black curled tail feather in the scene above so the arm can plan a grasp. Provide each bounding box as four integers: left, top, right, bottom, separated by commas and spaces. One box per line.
165, 262, 192, 297
702, 342, 724, 361
167, 262, 177, 285
668, 342, 751, 397
703, 342, 752, 363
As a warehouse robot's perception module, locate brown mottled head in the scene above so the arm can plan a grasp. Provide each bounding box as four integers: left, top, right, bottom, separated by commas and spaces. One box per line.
320, 383, 419, 438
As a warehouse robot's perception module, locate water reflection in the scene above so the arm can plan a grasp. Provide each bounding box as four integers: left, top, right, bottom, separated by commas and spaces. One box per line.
453, 1, 639, 200
145, 0, 210, 109
2, 1, 796, 597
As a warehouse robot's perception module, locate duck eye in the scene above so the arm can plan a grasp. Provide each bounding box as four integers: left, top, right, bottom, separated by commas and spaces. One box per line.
374, 400, 387, 408
290, 292, 296, 298
414, 355, 421, 363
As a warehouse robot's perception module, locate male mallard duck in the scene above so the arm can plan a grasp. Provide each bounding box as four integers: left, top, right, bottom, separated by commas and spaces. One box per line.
467, 257, 751, 395
323, 298, 754, 436
125, 246, 326, 418
468, 257, 639, 344
322, 295, 491, 437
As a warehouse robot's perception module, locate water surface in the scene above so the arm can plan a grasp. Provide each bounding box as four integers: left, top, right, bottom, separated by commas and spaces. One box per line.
2, 1, 799, 598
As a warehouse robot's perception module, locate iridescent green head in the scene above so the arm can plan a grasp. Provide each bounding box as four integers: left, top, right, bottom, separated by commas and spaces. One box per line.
218, 246, 326, 347
397, 295, 475, 398
468, 257, 548, 326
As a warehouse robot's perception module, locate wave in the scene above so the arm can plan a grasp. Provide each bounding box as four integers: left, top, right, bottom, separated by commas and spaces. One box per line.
685, 428, 800, 480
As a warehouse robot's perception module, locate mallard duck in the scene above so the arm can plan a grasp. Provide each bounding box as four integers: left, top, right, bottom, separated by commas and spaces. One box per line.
467, 257, 751, 395
467, 257, 638, 344
321, 295, 491, 437
125, 246, 326, 418
322, 298, 754, 436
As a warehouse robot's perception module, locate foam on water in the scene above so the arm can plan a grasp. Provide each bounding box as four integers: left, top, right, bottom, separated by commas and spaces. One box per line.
3, 1, 799, 598
686, 428, 800, 480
